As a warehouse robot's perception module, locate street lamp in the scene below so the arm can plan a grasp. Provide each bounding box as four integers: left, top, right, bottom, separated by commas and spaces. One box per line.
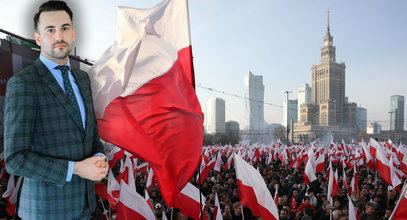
284, 91, 292, 146
258, 104, 261, 130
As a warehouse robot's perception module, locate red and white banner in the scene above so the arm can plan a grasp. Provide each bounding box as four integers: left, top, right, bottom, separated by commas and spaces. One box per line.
348, 196, 359, 220
390, 183, 407, 219
234, 154, 279, 220
327, 163, 338, 203
196, 156, 216, 184
89, 0, 203, 206
146, 167, 156, 189
214, 152, 223, 172
107, 170, 121, 209
304, 148, 317, 185
2, 175, 22, 216
213, 193, 223, 220
315, 154, 325, 173
117, 181, 156, 220
350, 165, 359, 195
104, 143, 124, 168
373, 138, 401, 187
174, 182, 206, 220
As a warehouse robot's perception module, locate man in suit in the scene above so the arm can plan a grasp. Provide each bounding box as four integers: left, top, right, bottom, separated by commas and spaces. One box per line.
4, 1, 108, 219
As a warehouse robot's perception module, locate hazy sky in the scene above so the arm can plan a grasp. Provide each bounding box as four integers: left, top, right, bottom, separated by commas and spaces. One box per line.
1, 0, 406, 129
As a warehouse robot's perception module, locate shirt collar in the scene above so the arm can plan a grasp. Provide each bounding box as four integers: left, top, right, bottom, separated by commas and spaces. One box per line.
39, 54, 71, 72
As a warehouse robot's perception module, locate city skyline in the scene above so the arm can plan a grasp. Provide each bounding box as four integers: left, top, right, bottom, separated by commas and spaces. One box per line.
0, 0, 406, 130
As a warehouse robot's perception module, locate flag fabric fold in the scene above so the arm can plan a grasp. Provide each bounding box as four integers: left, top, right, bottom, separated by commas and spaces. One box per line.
88, 0, 203, 206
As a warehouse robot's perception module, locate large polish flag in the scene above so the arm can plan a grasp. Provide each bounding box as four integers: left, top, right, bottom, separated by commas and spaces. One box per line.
117, 181, 156, 220
88, 0, 203, 206
390, 183, 407, 219
373, 138, 401, 186
174, 182, 206, 220
234, 154, 279, 220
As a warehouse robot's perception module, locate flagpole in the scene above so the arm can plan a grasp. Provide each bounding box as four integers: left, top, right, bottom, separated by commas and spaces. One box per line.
375, 169, 378, 188
99, 196, 109, 220
241, 205, 245, 220
109, 205, 112, 220
197, 161, 203, 220
171, 207, 174, 220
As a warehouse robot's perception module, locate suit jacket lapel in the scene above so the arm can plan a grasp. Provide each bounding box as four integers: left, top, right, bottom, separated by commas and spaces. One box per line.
35, 59, 85, 133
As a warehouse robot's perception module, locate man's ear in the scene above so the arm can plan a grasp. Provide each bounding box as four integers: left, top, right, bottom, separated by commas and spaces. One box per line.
34, 32, 41, 46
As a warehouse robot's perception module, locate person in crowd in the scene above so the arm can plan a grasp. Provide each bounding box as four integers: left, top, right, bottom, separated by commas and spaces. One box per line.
360, 202, 376, 220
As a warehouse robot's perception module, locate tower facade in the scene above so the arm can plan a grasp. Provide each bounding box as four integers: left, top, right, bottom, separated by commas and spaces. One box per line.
244, 71, 265, 130
294, 11, 358, 142
390, 95, 404, 131
206, 98, 226, 134
311, 11, 346, 127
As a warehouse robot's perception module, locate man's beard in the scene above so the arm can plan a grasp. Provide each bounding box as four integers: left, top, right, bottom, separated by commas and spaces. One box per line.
49, 41, 72, 59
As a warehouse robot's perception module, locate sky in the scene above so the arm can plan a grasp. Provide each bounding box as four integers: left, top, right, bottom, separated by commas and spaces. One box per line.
0, 0, 406, 130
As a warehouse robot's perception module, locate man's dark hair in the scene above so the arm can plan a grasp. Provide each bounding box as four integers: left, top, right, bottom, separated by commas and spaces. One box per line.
34, 0, 73, 32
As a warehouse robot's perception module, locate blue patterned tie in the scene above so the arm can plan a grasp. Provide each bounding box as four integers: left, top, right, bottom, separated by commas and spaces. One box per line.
55, 65, 82, 126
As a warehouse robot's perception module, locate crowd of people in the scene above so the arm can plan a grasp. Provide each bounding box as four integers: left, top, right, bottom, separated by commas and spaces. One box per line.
2, 141, 406, 220
96, 141, 405, 220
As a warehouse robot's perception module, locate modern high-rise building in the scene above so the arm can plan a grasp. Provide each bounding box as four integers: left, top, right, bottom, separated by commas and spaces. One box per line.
244, 71, 265, 130
206, 98, 226, 134
297, 83, 312, 122
225, 121, 240, 134
282, 99, 298, 127
390, 95, 404, 131
356, 107, 367, 133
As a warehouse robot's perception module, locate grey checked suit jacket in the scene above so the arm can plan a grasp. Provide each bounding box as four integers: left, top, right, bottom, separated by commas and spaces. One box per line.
4, 59, 105, 220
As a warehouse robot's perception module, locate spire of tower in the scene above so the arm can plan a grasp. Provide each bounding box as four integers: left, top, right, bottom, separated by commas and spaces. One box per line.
327, 9, 330, 35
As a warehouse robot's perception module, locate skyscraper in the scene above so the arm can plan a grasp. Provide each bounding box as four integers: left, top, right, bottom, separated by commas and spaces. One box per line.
297, 83, 312, 122
206, 98, 226, 134
356, 107, 367, 132
283, 99, 298, 127
244, 71, 264, 130
294, 11, 358, 142
311, 10, 346, 126
390, 95, 404, 131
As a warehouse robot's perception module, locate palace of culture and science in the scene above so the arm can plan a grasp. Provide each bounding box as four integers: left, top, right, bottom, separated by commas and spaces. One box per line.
293, 12, 358, 142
